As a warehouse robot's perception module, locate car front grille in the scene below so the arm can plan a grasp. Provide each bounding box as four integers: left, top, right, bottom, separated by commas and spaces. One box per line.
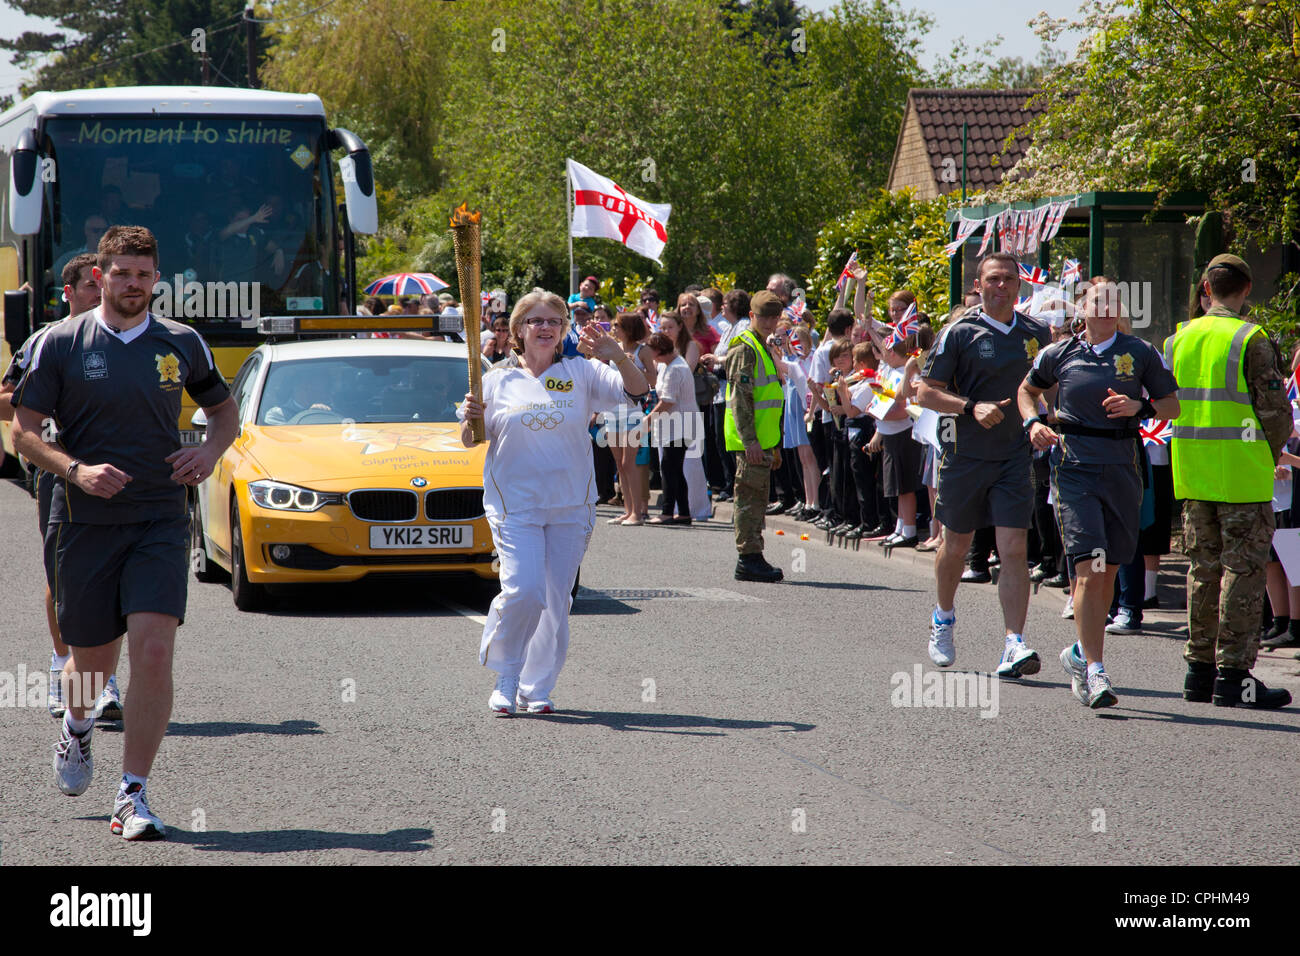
424, 488, 486, 521
268, 545, 494, 570
347, 490, 418, 522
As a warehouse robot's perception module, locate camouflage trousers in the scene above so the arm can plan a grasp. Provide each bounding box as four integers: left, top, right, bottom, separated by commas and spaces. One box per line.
734, 449, 776, 555
1183, 499, 1274, 670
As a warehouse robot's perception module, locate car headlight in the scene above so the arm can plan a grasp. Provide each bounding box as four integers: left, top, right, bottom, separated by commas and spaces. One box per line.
248, 480, 341, 512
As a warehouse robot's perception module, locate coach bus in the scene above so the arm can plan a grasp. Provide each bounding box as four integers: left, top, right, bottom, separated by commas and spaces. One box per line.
0, 86, 377, 470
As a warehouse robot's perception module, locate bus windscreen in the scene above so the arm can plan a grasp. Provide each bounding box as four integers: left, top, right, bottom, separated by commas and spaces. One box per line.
42, 116, 338, 340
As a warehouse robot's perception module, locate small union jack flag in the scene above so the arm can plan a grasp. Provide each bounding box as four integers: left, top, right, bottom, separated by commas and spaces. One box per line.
836, 251, 859, 294
1288, 372, 1299, 404
1018, 263, 1049, 285
1015, 294, 1032, 310
1060, 258, 1083, 285
792, 337, 806, 357
786, 298, 806, 323
887, 301, 918, 348
1140, 419, 1172, 446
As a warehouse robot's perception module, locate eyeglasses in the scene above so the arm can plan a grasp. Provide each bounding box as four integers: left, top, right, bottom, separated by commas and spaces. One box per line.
524, 317, 563, 328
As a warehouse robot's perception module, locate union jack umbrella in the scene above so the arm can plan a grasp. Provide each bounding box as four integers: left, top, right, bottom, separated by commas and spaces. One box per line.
363, 272, 451, 297
1060, 258, 1083, 286
1018, 263, 1049, 286
1140, 419, 1172, 446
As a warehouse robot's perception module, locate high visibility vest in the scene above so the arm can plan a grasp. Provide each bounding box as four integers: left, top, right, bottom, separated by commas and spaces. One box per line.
724, 329, 783, 451
1164, 312, 1273, 502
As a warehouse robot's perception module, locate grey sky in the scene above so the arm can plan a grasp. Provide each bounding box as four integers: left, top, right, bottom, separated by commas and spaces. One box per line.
1, 0, 1085, 102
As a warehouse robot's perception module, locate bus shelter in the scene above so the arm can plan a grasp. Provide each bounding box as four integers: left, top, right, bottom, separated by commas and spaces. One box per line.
946, 191, 1213, 345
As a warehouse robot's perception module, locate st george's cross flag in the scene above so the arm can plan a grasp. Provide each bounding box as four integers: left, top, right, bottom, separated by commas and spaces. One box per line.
567, 158, 672, 264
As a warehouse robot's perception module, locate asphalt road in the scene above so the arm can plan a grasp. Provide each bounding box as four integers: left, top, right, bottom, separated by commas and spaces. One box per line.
2, 475, 1298, 866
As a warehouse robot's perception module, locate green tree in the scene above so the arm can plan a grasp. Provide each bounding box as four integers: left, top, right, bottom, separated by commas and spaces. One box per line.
0, 0, 255, 101
806, 188, 951, 328
993, 0, 1300, 259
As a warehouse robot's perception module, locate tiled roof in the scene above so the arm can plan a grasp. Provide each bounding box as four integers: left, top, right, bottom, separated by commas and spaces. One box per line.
887, 89, 1047, 196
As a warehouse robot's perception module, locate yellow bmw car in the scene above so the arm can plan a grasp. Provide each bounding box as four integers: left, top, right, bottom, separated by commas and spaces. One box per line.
189, 336, 497, 609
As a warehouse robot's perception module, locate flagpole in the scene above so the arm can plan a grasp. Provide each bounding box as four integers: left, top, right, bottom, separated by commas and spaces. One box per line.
566, 161, 576, 296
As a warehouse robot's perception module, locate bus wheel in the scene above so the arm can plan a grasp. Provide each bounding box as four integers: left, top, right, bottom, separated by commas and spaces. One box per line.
229, 501, 267, 611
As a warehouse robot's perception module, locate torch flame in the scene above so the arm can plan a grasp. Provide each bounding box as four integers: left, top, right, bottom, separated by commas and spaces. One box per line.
450, 203, 482, 227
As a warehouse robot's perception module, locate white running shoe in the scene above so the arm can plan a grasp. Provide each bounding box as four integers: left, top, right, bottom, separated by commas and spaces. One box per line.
516, 693, 556, 715
111, 784, 166, 840
1086, 670, 1119, 709
48, 658, 66, 719
92, 674, 123, 722
53, 720, 93, 796
489, 674, 519, 716
928, 609, 956, 667
1060, 643, 1088, 705
1061, 596, 1074, 619
996, 638, 1041, 679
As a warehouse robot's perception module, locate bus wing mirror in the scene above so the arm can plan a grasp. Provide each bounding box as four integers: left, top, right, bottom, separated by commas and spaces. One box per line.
4, 288, 32, 354
8, 129, 43, 236
329, 128, 377, 235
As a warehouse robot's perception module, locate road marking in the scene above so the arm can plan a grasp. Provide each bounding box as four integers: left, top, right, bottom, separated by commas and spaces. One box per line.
437, 599, 488, 626
575, 586, 763, 602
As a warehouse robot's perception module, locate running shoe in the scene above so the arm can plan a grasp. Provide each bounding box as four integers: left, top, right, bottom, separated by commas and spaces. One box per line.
1060, 643, 1088, 705
1086, 671, 1119, 709
928, 609, 956, 667
489, 674, 520, 716
111, 783, 166, 840
53, 720, 93, 796
92, 674, 123, 722
48, 658, 65, 719
1061, 596, 1074, 619
996, 638, 1041, 679
516, 693, 556, 715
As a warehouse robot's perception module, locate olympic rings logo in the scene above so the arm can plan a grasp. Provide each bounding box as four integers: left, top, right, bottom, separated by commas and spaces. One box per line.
521, 411, 563, 430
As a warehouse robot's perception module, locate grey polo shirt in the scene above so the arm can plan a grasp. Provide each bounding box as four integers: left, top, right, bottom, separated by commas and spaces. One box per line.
12, 310, 230, 524
1028, 331, 1177, 465
922, 309, 1051, 461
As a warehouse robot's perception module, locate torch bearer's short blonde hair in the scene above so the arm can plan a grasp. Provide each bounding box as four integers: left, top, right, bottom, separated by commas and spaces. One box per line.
508, 290, 571, 358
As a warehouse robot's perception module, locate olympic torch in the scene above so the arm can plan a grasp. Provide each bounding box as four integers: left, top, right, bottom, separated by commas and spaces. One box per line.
451, 203, 485, 444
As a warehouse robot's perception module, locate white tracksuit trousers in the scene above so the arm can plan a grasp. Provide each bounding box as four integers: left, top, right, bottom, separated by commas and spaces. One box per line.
478, 504, 595, 699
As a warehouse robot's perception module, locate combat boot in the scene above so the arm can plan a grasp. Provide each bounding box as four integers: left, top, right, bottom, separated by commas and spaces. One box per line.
1212, 668, 1292, 709
1183, 660, 1216, 703
735, 553, 783, 583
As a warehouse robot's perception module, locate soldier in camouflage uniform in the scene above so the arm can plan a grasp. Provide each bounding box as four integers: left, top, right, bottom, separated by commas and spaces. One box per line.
725, 290, 785, 582
1167, 254, 1293, 708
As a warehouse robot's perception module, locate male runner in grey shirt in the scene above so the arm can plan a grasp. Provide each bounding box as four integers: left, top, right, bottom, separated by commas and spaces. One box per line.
12, 226, 237, 841
918, 252, 1052, 677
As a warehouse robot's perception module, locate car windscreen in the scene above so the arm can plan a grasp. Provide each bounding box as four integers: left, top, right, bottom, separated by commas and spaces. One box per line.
256, 354, 473, 426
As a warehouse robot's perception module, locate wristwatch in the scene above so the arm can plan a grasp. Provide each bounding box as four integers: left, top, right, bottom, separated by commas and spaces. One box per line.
963, 397, 977, 416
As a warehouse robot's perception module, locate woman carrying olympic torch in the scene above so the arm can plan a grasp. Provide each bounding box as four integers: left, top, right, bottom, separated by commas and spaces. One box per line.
460, 290, 649, 715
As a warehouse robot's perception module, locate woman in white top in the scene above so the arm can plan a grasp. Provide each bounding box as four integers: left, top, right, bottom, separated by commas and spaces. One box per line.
645, 329, 699, 524
659, 309, 712, 520
606, 311, 657, 525
460, 291, 648, 715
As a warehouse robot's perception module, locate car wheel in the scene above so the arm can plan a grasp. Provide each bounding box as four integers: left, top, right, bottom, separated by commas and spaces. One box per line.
229, 501, 267, 611
190, 495, 227, 583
